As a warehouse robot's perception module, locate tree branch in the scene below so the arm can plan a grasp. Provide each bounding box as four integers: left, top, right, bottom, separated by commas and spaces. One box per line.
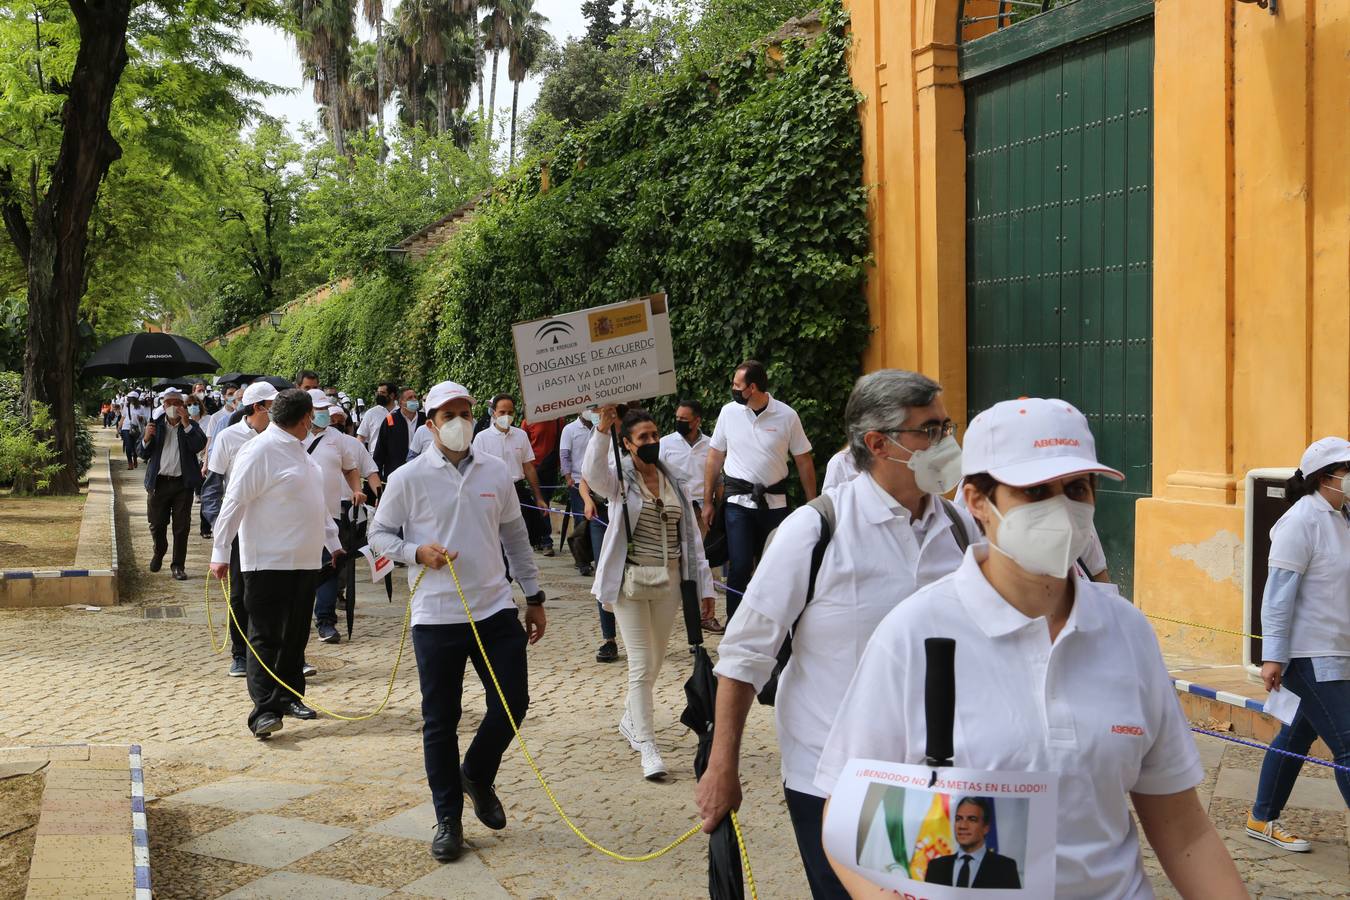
0, 168, 32, 264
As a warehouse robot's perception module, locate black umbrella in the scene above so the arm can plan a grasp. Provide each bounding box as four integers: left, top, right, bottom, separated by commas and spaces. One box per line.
338, 503, 370, 639
215, 372, 258, 386
82, 332, 219, 379
680, 583, 745, 900
150, 379, 196, 393
253, 375, 296, 391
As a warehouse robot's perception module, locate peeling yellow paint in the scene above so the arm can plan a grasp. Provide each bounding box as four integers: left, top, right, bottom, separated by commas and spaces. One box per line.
1169, 530, 1244, 589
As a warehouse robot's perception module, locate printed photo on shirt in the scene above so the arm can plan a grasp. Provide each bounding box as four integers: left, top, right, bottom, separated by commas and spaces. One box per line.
824, 760, 1057, 898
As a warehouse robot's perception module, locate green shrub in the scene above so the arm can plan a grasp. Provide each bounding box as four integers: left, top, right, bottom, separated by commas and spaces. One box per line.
0, 372, 62, 493
74, 416, 93, 480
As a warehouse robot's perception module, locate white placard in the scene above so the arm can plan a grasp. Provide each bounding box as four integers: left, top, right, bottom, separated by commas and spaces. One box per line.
512, 293, 677, 421
1263, 686, 1301, 726
823, 760, 1058, 897
358, 545, 396, 582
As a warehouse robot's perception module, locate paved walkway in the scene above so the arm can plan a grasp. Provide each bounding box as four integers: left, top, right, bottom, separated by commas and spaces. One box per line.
0, 429, 1344, 897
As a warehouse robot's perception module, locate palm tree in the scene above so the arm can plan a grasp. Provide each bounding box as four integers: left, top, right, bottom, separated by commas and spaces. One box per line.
359, 0, 386, 154
345, 39, 382, 134
480, 0, 514, 146
506, 0, 549, 162
289, 0, 358, 155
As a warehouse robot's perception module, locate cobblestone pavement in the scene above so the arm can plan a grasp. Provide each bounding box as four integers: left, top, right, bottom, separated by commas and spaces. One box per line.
0, 430, 1345, 897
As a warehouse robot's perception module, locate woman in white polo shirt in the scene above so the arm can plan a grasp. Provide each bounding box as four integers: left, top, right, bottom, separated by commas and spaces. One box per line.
816, 398, 1244, 899
1246, 437, 1350, 851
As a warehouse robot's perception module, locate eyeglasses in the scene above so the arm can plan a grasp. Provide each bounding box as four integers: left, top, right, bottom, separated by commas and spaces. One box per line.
890, 422, 958, 443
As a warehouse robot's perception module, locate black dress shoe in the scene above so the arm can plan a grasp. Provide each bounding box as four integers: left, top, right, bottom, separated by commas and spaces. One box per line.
171, 566, 187, 581
253, 713, 283, 739
460, 765, 506, 830
148, 553, 164, 573
431, 819, 463, 862
284, 701, 317, 720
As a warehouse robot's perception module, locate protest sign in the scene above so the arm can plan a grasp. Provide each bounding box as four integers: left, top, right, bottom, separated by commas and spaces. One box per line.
823, 759, 1057, 897
512, 293, 677, 420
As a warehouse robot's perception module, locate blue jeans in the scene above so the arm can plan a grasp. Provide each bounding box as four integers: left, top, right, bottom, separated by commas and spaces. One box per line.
724, 502, 790, 621
1251, 657, 1350, 820
314, 545, 340, 627
568, 487, 614, 641
784, 786, 850, 899
413, 610, 529, 823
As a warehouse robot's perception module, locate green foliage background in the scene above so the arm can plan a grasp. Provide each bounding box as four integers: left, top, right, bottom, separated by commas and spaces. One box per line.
213, 3, 870, 450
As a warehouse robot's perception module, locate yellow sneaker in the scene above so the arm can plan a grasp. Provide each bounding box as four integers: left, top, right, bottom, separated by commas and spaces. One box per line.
1245, 815, 1311, 852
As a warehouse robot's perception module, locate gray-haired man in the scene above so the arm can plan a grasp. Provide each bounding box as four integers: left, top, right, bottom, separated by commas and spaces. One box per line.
695, 369, 976, 898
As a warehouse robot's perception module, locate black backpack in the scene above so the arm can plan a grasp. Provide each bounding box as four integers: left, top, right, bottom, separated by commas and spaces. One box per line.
754, 494, 971, 706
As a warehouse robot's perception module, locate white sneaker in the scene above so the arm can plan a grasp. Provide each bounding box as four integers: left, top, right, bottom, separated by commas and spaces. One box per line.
1245, 815, 1311, 852
638, 741, 668, 781
618, 711, 641, 752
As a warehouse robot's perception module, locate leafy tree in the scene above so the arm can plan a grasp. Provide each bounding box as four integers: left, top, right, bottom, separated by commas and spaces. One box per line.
0, 0, 278, 493
523, 38, 629, 155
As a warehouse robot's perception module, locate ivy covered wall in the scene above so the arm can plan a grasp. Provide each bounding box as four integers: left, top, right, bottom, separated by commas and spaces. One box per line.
213, 2, 870, 449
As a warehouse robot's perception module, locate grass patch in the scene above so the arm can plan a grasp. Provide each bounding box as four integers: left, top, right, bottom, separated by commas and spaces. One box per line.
0, 489, 89, 569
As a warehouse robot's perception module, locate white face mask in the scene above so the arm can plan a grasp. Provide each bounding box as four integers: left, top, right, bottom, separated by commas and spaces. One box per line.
1323, 473, 1350, 505
886, 434, 964, 495
439, 417, 473, 453
165, 406, 180, 421
986, 494, 1096, 578
494, 414, 513, 431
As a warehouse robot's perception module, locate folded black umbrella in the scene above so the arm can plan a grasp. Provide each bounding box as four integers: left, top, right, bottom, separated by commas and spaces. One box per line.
680, 584, 745, 900
82, 332, 219, 379
338, 503, 370, 639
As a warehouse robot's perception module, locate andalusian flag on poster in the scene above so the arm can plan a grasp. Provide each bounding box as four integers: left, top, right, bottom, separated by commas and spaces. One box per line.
908, 792, 954, 881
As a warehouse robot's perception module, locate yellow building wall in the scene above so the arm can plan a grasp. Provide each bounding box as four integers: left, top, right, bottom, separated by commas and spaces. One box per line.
848, 0, 1349, 663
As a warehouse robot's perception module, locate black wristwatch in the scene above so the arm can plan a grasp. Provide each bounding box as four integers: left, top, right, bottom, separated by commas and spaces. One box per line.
525, 591, 546, 607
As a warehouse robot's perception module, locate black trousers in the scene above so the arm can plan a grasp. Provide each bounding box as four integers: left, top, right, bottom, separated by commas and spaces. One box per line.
146, 475, 193, 568
784, 786, 851, 899
514, 479, 551, 548
412, 609, 529, 823
227, 538, 247, 660
241, 569, 319, 732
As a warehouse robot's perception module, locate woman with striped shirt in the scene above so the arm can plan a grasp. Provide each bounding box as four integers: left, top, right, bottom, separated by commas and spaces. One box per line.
584, 405, 717, 781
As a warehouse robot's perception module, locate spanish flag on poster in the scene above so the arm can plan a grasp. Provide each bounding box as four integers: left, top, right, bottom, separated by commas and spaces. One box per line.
908, 792, 954, 881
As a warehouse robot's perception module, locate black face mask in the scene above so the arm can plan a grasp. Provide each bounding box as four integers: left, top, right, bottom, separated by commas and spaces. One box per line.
635, 443, 661, 465
731, 388, 747, 405
674, 420, 692, 437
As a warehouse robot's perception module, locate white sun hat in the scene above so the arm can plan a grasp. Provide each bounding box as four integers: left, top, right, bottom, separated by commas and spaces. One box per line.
961, 397, 1124, 487
424, 381, 474, 414
1298, 436, 1350, 477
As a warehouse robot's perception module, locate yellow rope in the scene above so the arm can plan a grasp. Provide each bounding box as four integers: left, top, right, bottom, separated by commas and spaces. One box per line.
444, 557, 758, 892
1144, 612, 1261, 640
203, 557, 758, 893
205, 571, 414, 722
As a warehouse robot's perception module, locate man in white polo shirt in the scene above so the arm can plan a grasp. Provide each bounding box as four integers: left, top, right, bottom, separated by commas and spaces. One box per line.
209, 388, 342, 739
370, 380, 546, 864
305, 390, 365, 644
203, 380, 278, 677
472, 393, 550, 555
702, 360, 816, 621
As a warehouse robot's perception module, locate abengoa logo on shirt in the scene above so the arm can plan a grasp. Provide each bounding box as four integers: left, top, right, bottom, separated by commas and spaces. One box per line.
1032, 438, 1081, 449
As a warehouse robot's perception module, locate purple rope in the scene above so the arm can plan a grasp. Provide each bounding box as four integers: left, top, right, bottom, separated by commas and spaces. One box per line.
1191, 727, 1350, 774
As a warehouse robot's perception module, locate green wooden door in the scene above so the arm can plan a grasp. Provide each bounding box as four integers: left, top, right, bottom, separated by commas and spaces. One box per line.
964, 18, 1153, 595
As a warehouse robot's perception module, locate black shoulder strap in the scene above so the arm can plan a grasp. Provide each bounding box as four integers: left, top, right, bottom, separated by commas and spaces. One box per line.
939, 497, 970, 553
803, 494, 837, 605
307, 433, 325, 455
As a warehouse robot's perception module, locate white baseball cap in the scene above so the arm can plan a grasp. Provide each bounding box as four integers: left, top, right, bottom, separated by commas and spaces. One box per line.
160, 387, 182, 398
307, 388, 332, 409
1299, 436, 1350, 477
961, 397, 1124, 487
241, 381, 279, 406
424, 380, 474, 414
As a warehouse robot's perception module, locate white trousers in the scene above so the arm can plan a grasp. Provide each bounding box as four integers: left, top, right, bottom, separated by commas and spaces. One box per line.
612, 562, 682, 743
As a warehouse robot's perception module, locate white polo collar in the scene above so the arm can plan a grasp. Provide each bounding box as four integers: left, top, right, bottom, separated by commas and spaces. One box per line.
856, 472, 939, 527
954, 545, 1102, 638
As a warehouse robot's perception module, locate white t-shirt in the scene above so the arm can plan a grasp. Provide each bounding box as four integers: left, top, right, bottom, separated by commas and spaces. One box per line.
305, 428, 361, 519
409, 422, 434, 459
715, 473, 978, 795
815, 546, 1203, 899
1267, 492, 1350, 660
709, 396, 812, 509
659, 431, 712, 505
208, 420, 258, 478
358, 404, 391, 450
472, 425, 535, 482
